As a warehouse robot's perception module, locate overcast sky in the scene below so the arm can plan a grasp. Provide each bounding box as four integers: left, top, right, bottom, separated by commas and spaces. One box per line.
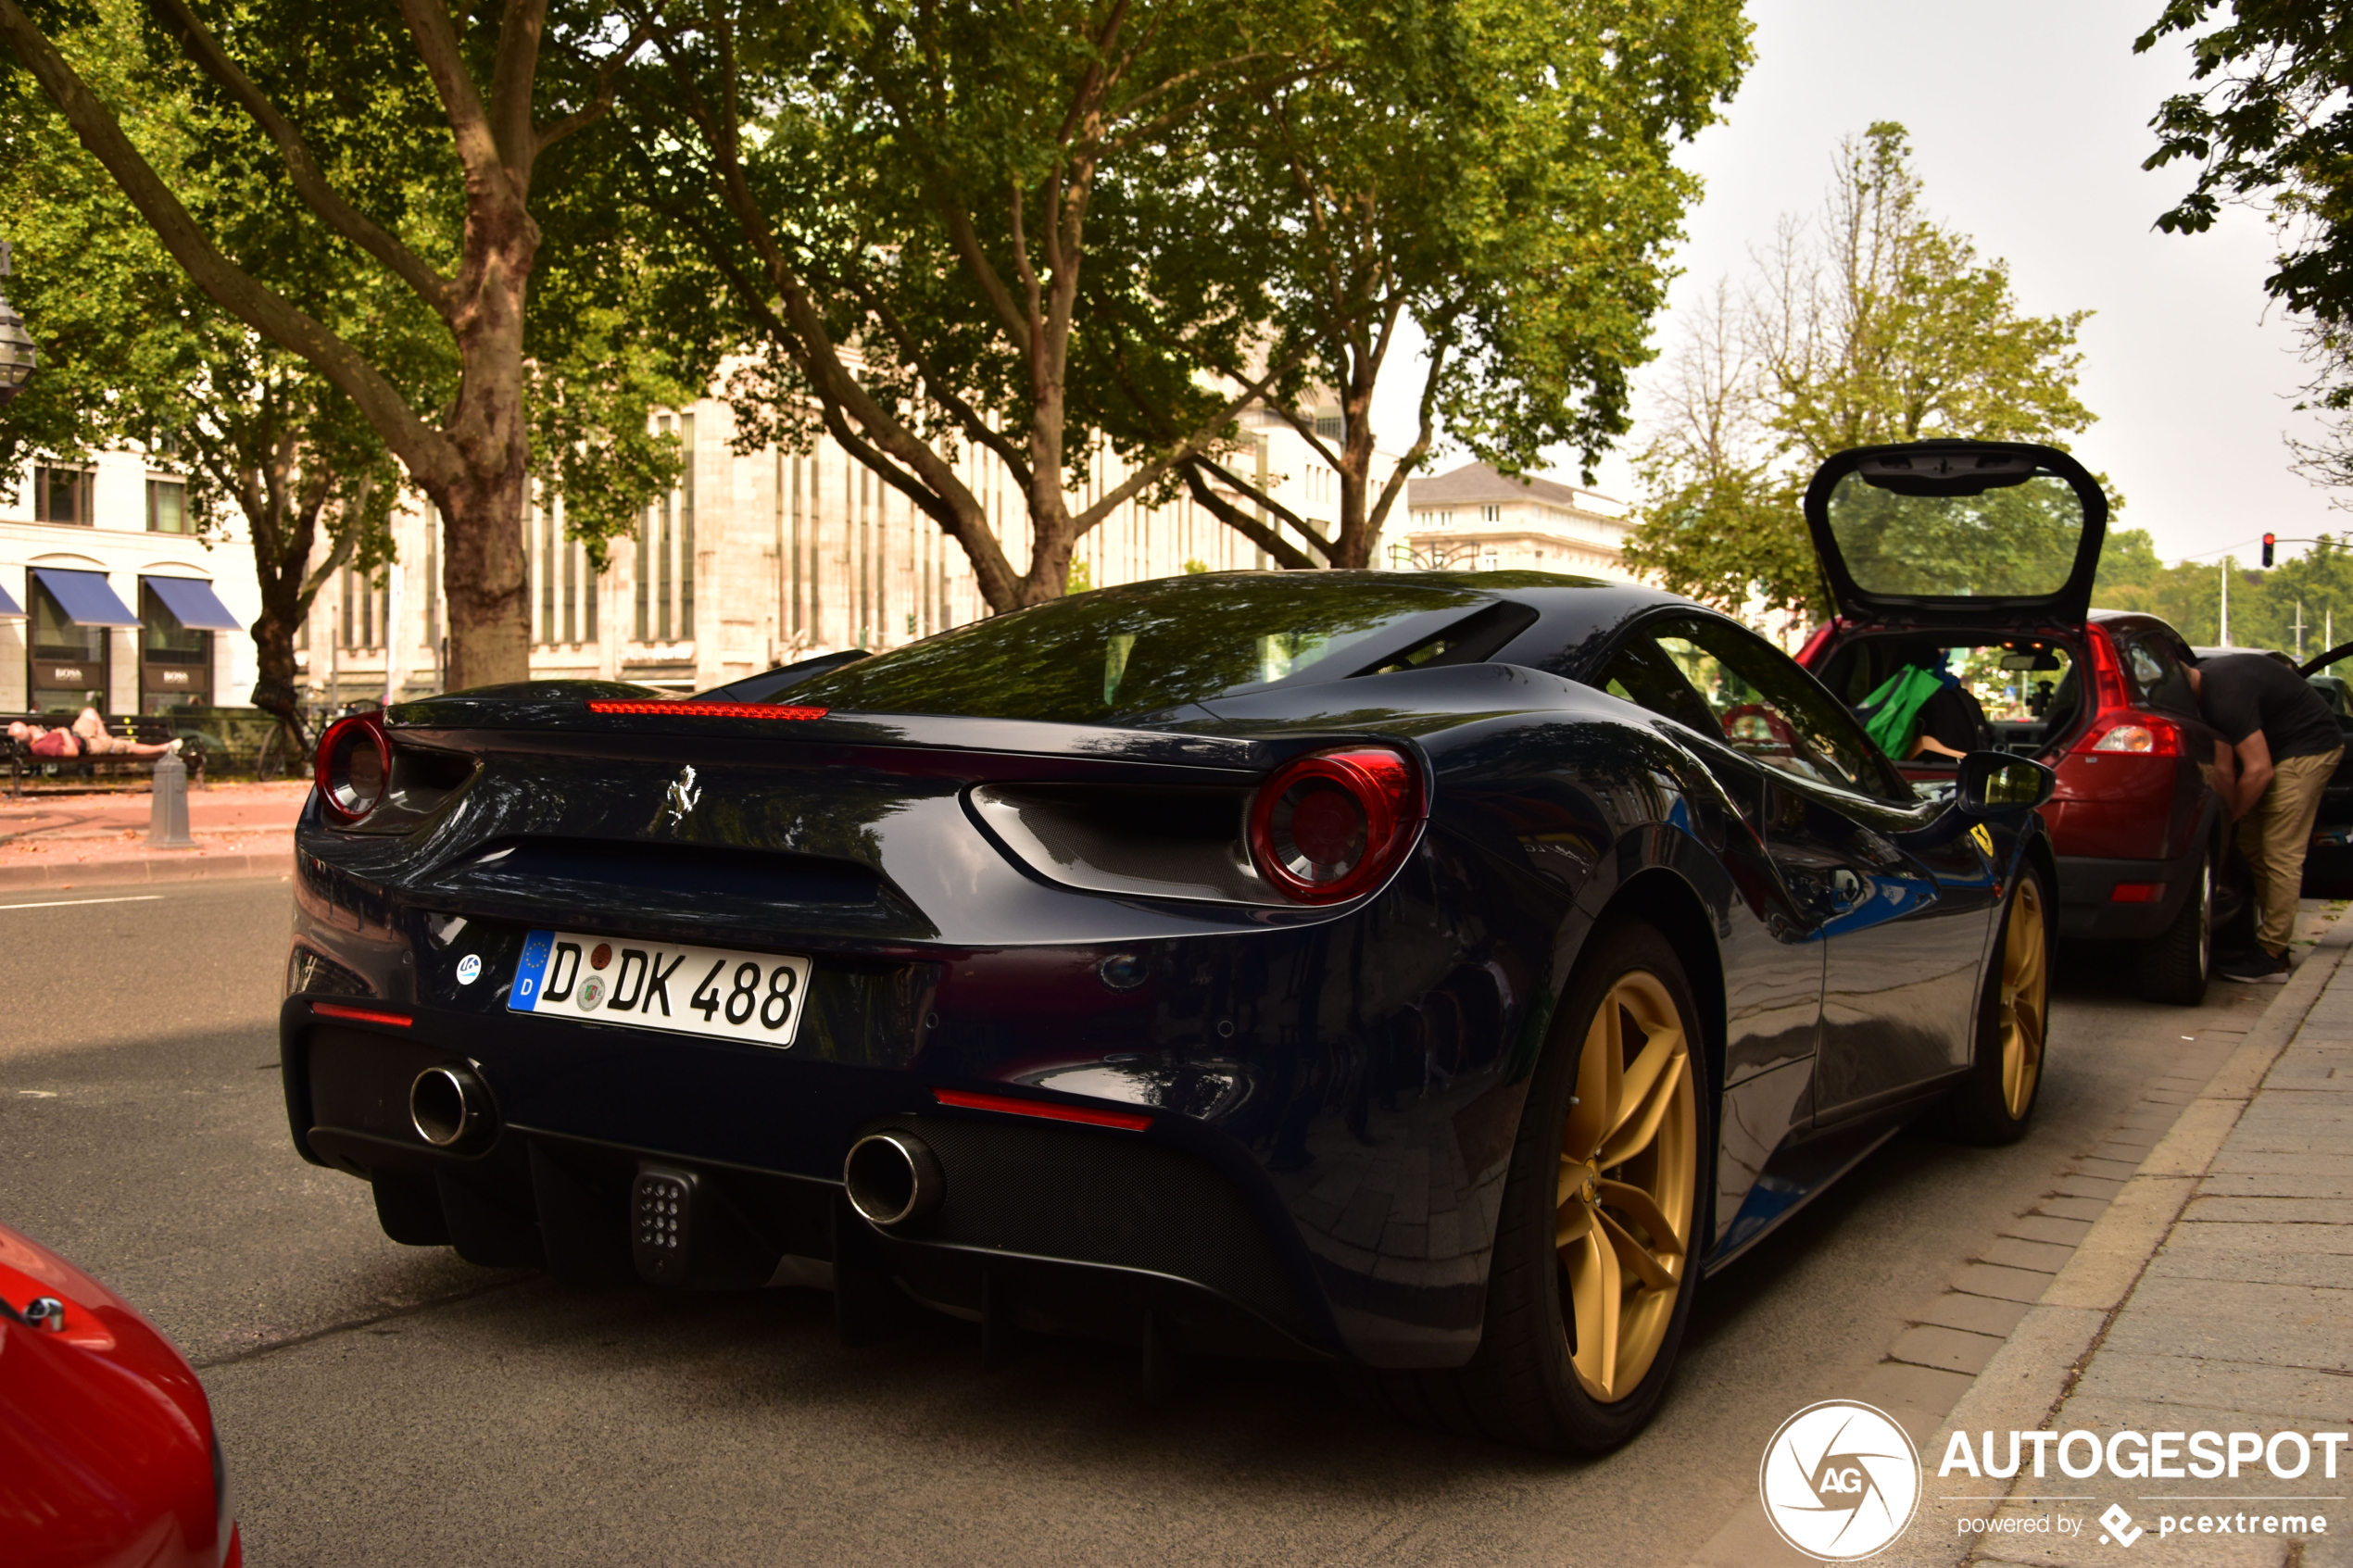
1380, 0, 2340, 569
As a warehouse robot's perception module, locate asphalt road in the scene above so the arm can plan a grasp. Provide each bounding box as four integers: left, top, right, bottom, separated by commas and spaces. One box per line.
0, 878, 2288, 1567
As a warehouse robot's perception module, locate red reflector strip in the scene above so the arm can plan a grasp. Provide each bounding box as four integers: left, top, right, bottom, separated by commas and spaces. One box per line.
585, 700, 828, 720
310, 1001, 413, 1028
2109, 882, 2165, 903
932, 1086, 1152, 1132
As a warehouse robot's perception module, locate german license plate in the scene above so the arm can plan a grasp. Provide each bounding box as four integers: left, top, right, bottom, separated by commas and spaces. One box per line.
508, 929, 812, 1047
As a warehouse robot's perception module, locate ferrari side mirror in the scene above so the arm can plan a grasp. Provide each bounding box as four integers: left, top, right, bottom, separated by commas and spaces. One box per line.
1956, 751, 2056, 816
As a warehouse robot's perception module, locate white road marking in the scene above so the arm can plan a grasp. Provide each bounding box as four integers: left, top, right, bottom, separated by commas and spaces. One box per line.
0, 895, 166, 911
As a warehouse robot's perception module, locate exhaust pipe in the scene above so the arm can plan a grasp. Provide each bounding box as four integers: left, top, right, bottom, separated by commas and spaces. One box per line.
409, 1064, 495, 1151
843, 1132, 944, 1227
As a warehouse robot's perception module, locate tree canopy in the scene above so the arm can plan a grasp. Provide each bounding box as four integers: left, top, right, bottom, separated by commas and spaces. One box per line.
620, 0, 1318, 608
1137, 0, 1749, 571
1622, 124, 2103, 622
0, 0, 696, 687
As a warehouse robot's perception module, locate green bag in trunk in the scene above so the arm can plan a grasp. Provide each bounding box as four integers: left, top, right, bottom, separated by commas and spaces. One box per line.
1860, 665, 1946, 759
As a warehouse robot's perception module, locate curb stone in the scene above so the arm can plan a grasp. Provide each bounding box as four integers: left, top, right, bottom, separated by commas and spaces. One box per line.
0, 839, 293, 894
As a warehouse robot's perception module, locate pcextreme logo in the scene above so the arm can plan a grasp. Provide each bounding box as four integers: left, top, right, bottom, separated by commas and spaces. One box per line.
1761, 1400, 1923, 1561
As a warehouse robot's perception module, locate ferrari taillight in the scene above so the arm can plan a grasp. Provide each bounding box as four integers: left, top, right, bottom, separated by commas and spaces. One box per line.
1246, 746, 1424, 904
315, 712, 392, 823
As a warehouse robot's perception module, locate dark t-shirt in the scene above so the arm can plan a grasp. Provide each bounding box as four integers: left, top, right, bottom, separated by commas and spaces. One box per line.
2196, 653, 2345, 762
1919, 683, 1986, 754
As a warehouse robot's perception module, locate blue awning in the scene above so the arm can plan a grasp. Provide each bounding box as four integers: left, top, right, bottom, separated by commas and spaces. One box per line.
31, 568, 139, 628
0, 581, 20, 620
143, 575, 243, 632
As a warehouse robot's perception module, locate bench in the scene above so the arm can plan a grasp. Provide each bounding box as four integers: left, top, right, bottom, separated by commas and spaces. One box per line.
5, 714, 208, 797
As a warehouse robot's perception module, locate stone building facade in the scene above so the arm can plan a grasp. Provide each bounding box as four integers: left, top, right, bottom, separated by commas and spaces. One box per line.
1, 449, 257, 716
1397, 460, 1637, 581
303, 395, 1399, 704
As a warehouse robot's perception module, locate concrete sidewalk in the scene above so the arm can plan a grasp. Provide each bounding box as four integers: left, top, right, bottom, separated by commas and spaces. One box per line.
1886, 922, 2353, 1567
1688, 903, 2352, 1568
0, 778, 302, 891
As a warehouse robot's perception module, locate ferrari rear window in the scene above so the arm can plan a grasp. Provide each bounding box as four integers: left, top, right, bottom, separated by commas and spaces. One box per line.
1824, 470, 2089, 597
781, 574, 1496, 723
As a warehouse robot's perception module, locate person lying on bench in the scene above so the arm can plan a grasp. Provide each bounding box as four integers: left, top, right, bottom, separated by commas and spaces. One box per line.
7, 709, 182, 759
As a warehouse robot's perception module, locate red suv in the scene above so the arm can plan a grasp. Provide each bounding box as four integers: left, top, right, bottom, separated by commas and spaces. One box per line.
1795, 441, 2224, 1005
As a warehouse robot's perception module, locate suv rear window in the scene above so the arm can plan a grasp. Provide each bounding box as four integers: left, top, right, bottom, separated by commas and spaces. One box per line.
1824, 470, 2090, 597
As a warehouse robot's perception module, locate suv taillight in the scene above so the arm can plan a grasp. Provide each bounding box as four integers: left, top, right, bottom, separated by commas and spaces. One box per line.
1246, 746, 1424, 903
315, 712, 392, 822
2079, 714, 2182, 757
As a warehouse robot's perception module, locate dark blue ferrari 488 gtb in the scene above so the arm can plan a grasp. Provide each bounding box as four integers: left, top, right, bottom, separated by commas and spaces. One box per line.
284, 492, 2057, 1451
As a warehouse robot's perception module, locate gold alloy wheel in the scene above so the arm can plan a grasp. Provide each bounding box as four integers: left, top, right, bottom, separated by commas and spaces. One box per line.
1997, 879, 2048, 1120
1556, 970, 1698, 1403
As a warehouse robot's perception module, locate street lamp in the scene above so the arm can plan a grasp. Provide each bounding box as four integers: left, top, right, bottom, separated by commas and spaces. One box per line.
0, 240, 36, 408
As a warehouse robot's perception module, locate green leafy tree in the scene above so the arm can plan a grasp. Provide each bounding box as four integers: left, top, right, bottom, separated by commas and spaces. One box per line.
0, 0, 410, 748
0, 0, 687, 688
2139, 0, 2353, 325
1624, 124, 2103, 621
621, 0, 1317, 608
1140, 0, 1750, 571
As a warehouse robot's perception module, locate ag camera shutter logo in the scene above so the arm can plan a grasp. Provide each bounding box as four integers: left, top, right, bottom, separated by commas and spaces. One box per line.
1760, 1400, 1922, 1561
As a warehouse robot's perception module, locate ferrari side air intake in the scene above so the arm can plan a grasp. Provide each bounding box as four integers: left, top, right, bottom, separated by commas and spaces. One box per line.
843, 1132, 945, 1227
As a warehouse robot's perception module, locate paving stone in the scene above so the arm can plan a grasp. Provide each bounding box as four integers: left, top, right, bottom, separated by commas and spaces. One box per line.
2145, 1244, 2353, 1289
1913, 1291, 2031, 1338
2003, 1214, 2095, 1247
2037, 1197, 2109, 1223
1858, 1359, 1975, 1420
2184, 1194, 2353, 1223
2073, 1157, 2143, 1181
2096, 1275, 2353, 1369
2067, 1348, 2353, 1423
2198, 1172, 2353, 1199
1891, 1323, 2007, 1375
1982, 1236, 2078, 1273
1953, 1262, 2057, 1303
2165, 1220, 2353, 1254
2055, 1174, 2126, 1200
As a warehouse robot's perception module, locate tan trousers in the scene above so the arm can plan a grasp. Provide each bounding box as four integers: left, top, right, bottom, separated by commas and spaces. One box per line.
2237, 747, 2344, 955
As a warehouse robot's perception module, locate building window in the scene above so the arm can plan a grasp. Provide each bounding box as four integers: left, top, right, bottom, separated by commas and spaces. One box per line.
1480, 504, 1500, 523
533, 495, 598, 648
139, 583, 211, 711
32, 465, 95, 525
341, 566, 388, 650
147, 477, 189, 533
27, 578, 107, 712
636, 411, 696, 645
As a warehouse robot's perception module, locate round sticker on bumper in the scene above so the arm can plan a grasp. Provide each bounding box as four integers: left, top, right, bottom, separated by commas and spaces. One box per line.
1760, 1399, 1920, 1561
455, 954, 483, 985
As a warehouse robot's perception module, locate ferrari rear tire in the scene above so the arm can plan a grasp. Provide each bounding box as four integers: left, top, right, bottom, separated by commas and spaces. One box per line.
1348, 922, 1711, 1451
1946, 861, 2052, 1145
2133, 849, 2211, 1007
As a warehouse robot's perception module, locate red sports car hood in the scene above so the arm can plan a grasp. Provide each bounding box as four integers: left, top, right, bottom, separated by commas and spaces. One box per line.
0, 1221, 226, 1568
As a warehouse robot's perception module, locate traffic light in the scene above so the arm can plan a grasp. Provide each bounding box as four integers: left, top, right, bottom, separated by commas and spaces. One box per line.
2264, 533, 2277, 567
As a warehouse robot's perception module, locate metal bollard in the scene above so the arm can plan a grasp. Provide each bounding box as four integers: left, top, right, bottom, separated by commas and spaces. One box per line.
148, 752, 195, 847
